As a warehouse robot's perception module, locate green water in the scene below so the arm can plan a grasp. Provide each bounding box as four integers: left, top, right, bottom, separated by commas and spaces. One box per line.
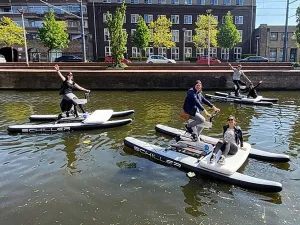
0, 90, 299, 225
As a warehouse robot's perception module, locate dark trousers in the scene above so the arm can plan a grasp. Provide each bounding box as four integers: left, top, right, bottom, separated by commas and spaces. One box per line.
212, 140, 238, 157
233, 80, 246, 96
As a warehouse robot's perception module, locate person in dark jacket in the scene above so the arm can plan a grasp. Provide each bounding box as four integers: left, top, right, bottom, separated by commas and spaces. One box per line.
183, 80, 220, 138
54, 64, 90, 118
210, 115, 247, 165
246, 80, 263, 98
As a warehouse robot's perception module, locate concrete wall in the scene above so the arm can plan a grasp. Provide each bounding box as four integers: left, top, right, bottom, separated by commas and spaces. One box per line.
0, 69, 299, 90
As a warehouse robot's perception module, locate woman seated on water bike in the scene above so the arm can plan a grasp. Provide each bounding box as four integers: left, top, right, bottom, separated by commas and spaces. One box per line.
54, 64, 90, 118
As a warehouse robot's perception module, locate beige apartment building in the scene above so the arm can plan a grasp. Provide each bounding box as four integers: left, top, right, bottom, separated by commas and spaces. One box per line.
254, 24, 299, 62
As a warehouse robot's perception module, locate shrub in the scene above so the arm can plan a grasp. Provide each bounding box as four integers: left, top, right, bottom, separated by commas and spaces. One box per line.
292, 62, 299, 67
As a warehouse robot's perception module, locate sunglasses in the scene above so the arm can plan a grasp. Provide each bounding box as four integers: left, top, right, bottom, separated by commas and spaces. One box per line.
228, 119, 234, 121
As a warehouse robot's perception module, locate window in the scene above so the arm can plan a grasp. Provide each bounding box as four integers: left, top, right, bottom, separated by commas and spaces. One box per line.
131, 14, 139, 23
223, 0, 230, 5
221, 48, 229, 60
210, 48, 217, 58
171, 30, 179, 42
149, 29, 153, 41
144, 0, 153, 3
117, 0, 124, 3
270, 32, 278, 41
105, 46, 111, 56
158, 47, 167, 57
184, 15, 192, 24
281, 33, 286, 41
158, 15, 166, 18
131, 0, 139, 3
131, 29, 136, 37
269, 48, 277, 61
238, 30, 243, 42
171, 15, 179, 24
279, 49, 283, 62
222, 16, 225, 24
158, 0, 166, 3
171, 0, 179, 4
184, 30, 192, 42
103, 0, 111, 2
132, 47, 141, 57
104, 28, 110, 41
145, 47, 154, 57
213, 16, 218, 23
234, 47, 242, 60
236, 0, 243, 5
197, 0, 205, 5
171, 47, 179, 60
196, 48, 205, 57
103, 13, 110, 22
185, 47, 192, 58
211, 0, 218, 5
197, 15, 201, 21
185, 0, 192, 5
235, 16, 243, 24
144, 14, 153, 23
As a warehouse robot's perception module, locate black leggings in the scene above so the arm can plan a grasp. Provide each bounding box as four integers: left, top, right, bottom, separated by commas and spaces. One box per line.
212, 140, 238, 157
233, 80, 246, 96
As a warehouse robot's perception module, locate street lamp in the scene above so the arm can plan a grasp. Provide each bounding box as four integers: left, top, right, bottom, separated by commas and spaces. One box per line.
206, 9, 212, 67
256, 36, 260, 56
18, 8, 29, 67
182, 28, 186, 62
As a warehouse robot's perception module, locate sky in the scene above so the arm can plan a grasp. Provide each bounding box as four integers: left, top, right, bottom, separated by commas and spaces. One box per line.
256, 0, 299, 27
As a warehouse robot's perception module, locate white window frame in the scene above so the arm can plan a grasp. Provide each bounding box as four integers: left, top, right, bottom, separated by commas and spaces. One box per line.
222, 16, 225, 24
234, 47, 242, 60
223, 0, 230, 5
213, 16, 218, 23
235, 16, 243, 24
131, 29, 136, 37
236, 0, 243, 6
184, 30, 192, 42
171, 15, 179, 24
171, 0, 179, 4
184, 15, 192, 24
171, 47, 179, 60
269, 48, 277, 62
132, 47, 141, 58
158, 47, 167, 57
196, 48, 205, 57
103, 13, 110, 22
158, 0, 166, 3
184, 0, 192, 5
131, 0, 139, 3
145, 47, 154, 57
144, 14, 153, 23
149, 29, 153, 42
158, 15, 166, 18
185, 47, 192, 58
238, 30, 243, 42
211, 0, 218, 5
103, 0, 111, 2
105, 46, 111, 56
144, 0, 153, 3
210, 47, 217, 58
197, 15, 201, 21
104, 28, 110, 41
131, 14, 139, 23
171, 30, 179, 42
197, 0, 205, 5
221, 48, 229, 60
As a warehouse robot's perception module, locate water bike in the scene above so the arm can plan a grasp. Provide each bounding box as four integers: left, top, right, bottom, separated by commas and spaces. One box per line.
205, 81, 278, 106
124, 114, 288, 192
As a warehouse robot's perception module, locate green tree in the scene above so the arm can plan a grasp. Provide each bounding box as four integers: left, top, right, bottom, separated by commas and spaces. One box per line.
193, 14, 218, 50
38, 10, 69, 61
132, 16, 151, 60
148, 16, 175, 49
294, 6, 300, 47
217, 11, 241, 61
106, 3, 128, 66
0, 17, 24, 62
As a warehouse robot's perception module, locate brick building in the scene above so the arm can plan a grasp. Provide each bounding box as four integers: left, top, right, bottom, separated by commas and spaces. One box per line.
0, 0, 89, 62
87, 0, 256, 61
254, 24, 299, 62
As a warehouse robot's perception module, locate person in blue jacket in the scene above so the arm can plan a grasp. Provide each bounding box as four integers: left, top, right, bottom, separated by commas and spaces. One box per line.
183, 80, 220, 139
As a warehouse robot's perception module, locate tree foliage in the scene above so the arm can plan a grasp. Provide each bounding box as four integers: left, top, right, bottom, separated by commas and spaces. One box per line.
217, 11, 241, 49
193, 14, 218, 49
132, 16, 151, 58
106, 3, 128, 65
0, 17, 24, 47
295, 6, 300, 47
148, 16, 175, 48
38, 10, 69, 52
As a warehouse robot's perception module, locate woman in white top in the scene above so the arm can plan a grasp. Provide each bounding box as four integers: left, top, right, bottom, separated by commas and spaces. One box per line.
210, 115, 246, 165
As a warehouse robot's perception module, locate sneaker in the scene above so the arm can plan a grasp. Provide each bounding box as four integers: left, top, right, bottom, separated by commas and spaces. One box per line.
218, 155, 226, 165
210, 154, 216, 164
185, 124, 193, 134
191, 133, 197, 142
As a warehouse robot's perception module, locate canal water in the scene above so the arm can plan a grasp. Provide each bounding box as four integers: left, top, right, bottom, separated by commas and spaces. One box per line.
0, 90, 299, 225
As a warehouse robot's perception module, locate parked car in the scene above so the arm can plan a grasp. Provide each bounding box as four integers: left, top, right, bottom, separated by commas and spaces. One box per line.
197, 56, 221, 64
104, 55, 132, 63
0, 54, 6, 63
238, 56, 269, 62
146, 55, 176, 63
54, 55, 83, 62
